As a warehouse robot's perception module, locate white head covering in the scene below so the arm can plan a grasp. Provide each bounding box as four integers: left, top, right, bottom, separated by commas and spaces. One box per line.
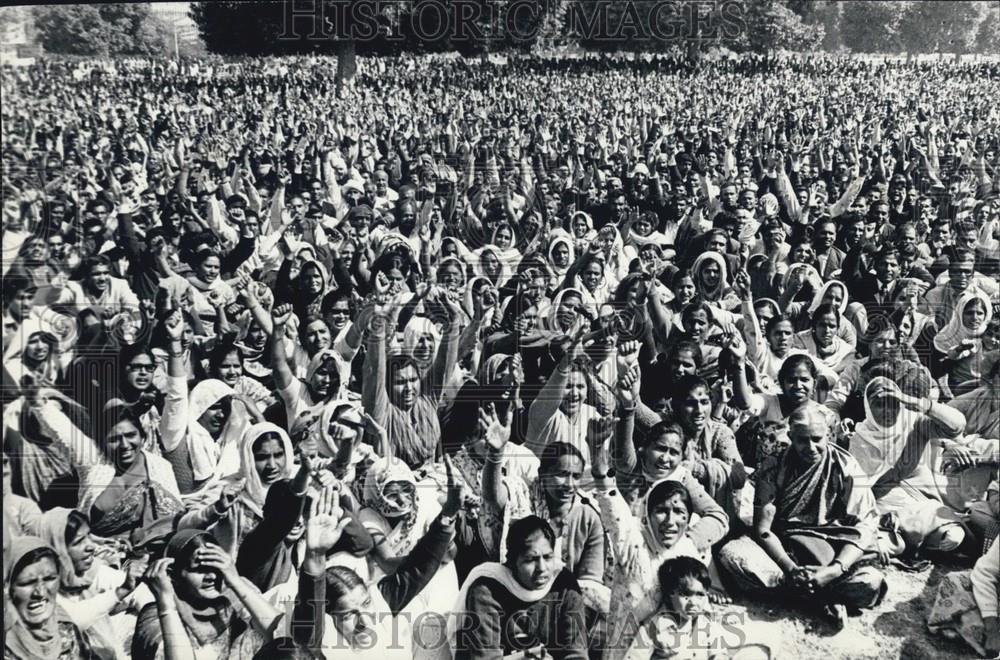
933, 287, 992, 355
237, 422, 295, 517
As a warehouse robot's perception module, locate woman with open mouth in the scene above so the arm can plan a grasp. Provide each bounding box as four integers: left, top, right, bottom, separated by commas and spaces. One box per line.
38, 508, 149, 660
5, 534, 111, 660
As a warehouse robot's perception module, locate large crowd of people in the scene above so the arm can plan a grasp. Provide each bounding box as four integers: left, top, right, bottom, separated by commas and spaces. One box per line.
2, 52, 999, 660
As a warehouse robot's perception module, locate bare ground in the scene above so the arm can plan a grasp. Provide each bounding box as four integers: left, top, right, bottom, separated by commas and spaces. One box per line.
721, 564, 975, 659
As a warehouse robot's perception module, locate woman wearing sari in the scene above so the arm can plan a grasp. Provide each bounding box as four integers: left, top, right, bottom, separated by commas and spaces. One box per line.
358, 455, 461, 643
132, 529, 282, 660
449, 515, 590, 660
29, 397, 226, 539
589, 419, 725, 660
931, 287, 997, 396
362, 286, 460, 471
5, 535, 112, 660
718, 404, 887, 629
791, 303, 857, 379
186, 250, 237, 326
850, 376, 971, 554
690, 252, 739, 312
160, 311, 255, 502
210, 423, 298, 556
37, 508, 151, 660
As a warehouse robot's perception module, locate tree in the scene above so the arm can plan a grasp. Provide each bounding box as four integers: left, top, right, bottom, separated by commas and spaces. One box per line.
839, 0, 907, 53
974, 4, 1000, 54
32, 3, 168, 56
897, 0, 980, 54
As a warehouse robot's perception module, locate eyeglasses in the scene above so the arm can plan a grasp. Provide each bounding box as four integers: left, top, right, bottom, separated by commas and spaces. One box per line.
127, 363, 155, 373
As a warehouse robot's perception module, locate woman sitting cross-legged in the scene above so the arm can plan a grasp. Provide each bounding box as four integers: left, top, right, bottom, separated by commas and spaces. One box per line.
717, 403, 887, 630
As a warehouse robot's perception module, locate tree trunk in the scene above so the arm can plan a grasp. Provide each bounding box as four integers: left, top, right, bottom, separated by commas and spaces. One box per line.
335, 39, 356, 95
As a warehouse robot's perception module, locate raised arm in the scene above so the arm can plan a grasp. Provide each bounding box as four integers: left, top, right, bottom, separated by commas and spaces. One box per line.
268, 304, 297, 394
159, 310, 189, 453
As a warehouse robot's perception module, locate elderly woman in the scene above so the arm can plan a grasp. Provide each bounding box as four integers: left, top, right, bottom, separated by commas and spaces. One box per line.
4, 535, 113, 659
718, 404, 887, 629
850, 374, 971, 554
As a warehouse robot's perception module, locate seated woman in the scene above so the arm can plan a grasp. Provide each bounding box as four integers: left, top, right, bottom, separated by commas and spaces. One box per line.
38, 508, 151, 660
28, 396, 231, 539
450, 515, 590, 660
851, 373, 974, 555
928, 541, 999, 657
358, 455, 460, 627
210, 422, 300, 556
4, 535, 113, 660
668, 375, 747, 515
931, 287, 998, 397
362, 288, 461, 471
792, 303, 857, 380
159, 311, 255, 502
483, 436, 609, 615
786, 279, 857, 349
717, 404, 887, 629
291, 466, 464, 660
132, 530, 283, 660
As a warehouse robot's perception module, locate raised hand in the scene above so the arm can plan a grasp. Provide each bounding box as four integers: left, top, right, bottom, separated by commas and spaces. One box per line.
441, 454, 465, 518
163, 310, 185, 341
617, 339, 640, 371
271, 303, 293, 328
143, 558, 176, 603
306, 483, 352, 554
617, 364, 640, 409
479, 403, 511, 452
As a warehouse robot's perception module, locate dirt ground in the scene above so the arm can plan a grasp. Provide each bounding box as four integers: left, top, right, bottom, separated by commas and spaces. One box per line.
719, 564, 976, 659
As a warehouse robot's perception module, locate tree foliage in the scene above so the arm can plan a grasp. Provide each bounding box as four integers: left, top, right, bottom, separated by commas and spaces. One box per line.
32, 3, 168, 56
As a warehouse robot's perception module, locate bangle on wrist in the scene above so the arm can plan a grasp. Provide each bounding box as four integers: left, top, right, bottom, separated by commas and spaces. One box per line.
831, 559, 847, 574
923, 398, 933, 414
158, 607, 178, 617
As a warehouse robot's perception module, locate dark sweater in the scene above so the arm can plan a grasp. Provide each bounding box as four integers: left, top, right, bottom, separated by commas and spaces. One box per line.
454, 568, 590, 660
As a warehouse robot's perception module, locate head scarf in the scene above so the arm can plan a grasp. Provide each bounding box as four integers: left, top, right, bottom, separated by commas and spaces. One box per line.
640, 479, 697, 556
401, 316, 441, 372
933, 287, 993, 354
436, 256, 468, 292
238, 423, 295, 518
545, 287, 587, 336
361, 457, 420, 556
2, 317, 65, 386
37, 508, 96, 593
849, 377, 923, 484
304, 348, 348, 401
566, 211, 597, 245
446, 560, 562, 657
690, 251, 729, 302
4, 536, 79, 660
186, 379, 246, 485
295, 259, 329, 298
474, 245, 512, 286
808, 279, 849, 316
547, 233, 576, 279
479, 353, 513, 386
161, 529, 235, 644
